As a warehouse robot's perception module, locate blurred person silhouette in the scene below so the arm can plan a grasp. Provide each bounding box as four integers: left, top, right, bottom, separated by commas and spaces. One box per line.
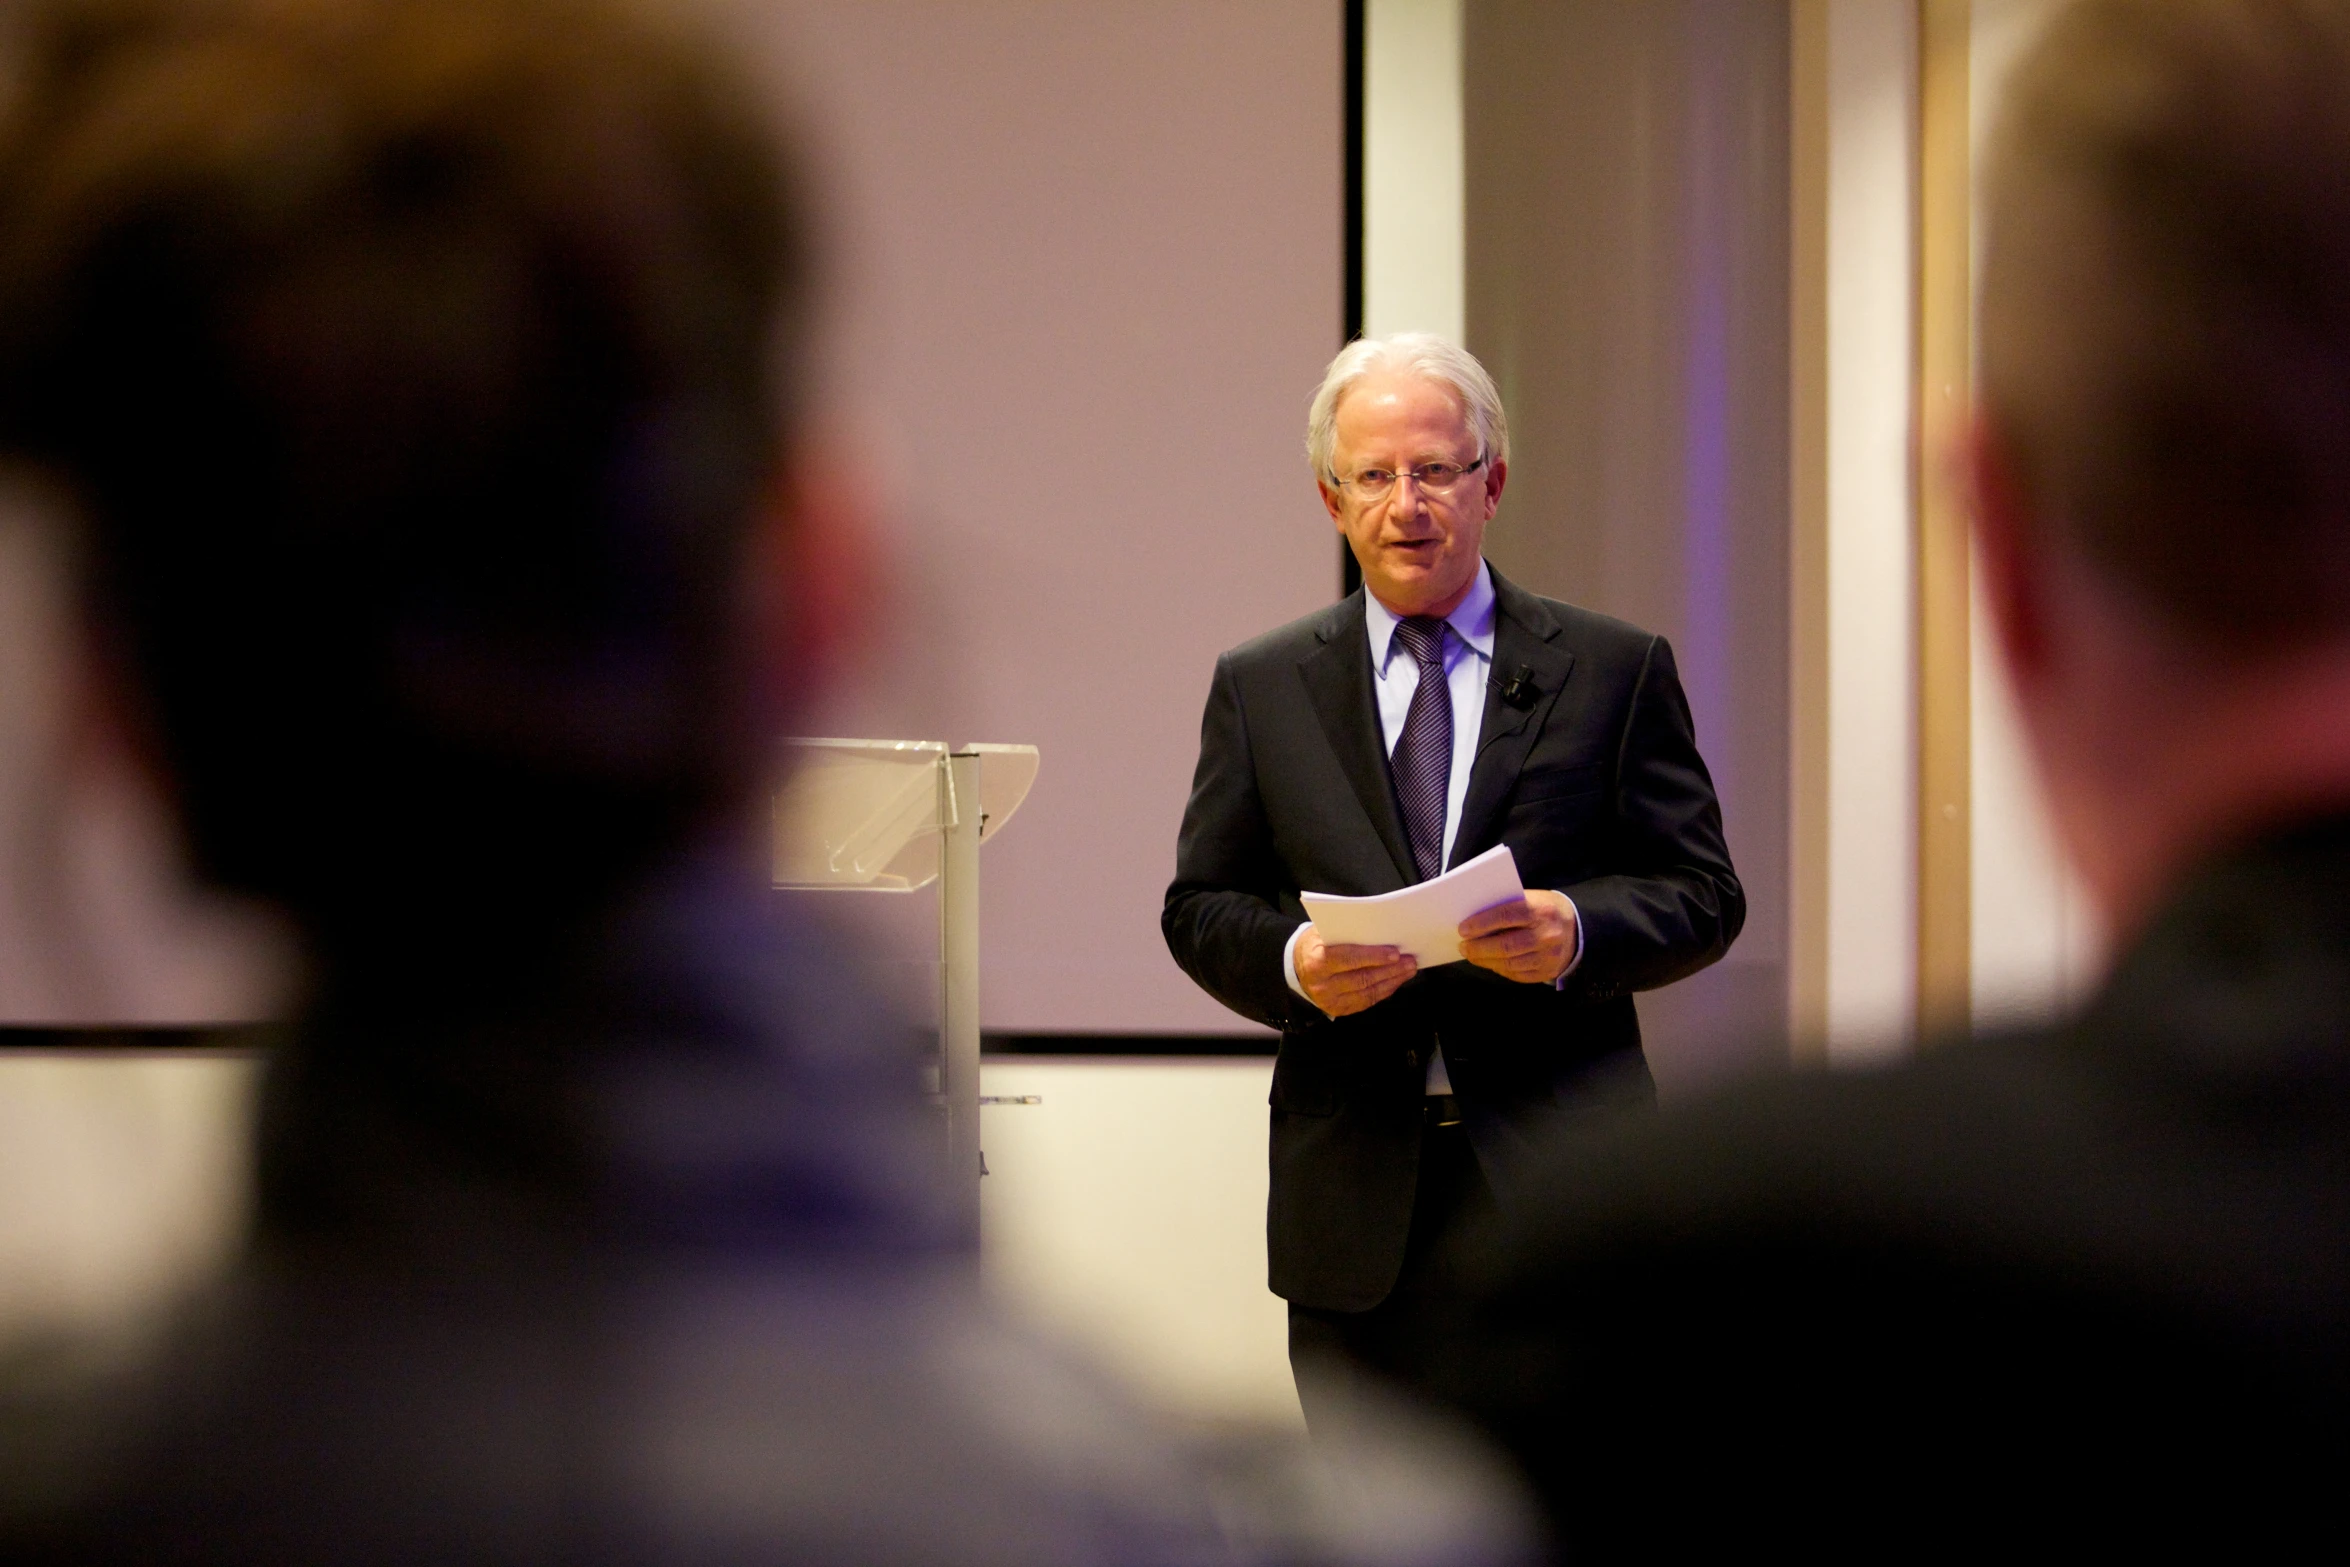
1431, 0, 2350, 1556
0, 0, 1532, 1561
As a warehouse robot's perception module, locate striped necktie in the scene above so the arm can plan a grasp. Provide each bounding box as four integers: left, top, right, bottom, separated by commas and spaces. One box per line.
1391, 616, 1452, 883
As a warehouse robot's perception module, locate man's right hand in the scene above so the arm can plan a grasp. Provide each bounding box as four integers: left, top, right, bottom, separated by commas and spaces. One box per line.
1294, 925, 1417, 1018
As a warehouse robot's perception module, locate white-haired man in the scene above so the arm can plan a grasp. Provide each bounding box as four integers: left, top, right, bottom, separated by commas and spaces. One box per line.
1163, 335, 1744, 1417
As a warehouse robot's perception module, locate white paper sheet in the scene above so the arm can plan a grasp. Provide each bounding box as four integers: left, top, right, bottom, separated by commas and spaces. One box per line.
1299, 844, 1527, 967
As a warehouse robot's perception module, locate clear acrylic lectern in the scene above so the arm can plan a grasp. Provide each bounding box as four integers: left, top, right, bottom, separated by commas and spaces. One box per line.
770, 739, 1039, 1223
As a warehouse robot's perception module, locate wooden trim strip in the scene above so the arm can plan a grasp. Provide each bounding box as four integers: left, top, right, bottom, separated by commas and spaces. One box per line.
1788, 0, 1831, 1064
1915, 0, 1972, 1037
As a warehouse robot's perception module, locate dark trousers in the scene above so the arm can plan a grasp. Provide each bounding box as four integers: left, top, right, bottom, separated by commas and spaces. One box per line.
1286, 1108, 1495, 1434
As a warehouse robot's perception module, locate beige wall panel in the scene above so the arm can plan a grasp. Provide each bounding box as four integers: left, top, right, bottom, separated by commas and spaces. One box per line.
1464, 0, 1792, 1095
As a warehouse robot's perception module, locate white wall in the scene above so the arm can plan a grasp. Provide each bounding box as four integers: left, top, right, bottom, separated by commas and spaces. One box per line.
1820, 0, 1920, 1065
0, 1054, 255, 1355
1365, 0, 1465, 343
979, 1058, 1295, 1428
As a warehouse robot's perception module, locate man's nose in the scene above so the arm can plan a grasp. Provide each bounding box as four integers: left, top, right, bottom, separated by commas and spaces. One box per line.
1387, 473, 1430, 522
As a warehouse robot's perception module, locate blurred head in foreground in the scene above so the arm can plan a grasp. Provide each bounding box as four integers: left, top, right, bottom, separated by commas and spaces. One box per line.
1433, 1, 2350, 1555
1975, 0, 2350, 930
0, 4, 1538, 1561
0, 0, 815, 989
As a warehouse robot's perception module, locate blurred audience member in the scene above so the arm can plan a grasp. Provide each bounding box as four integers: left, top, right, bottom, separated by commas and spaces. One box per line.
1437, 0, 2350, 1554
0, 1, 1527, 1560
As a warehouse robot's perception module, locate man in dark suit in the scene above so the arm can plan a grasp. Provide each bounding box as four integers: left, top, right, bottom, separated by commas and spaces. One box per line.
1163, 335, 1744, 1418
1431, 0, 2350, 1555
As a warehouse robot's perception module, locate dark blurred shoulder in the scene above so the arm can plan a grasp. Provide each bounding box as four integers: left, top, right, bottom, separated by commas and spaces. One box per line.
1439, 821, 2350, 1552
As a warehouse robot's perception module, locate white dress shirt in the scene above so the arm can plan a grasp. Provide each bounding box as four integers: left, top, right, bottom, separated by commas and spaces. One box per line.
1283, 561, 1581, 1092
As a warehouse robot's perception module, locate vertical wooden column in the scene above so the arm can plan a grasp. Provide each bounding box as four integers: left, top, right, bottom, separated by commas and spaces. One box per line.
1788, 0, 1830, 1065
1915, 0, 1972, 1037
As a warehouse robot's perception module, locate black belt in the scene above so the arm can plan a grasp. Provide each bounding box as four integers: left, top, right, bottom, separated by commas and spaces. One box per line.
1424, 1093, 1462, 1128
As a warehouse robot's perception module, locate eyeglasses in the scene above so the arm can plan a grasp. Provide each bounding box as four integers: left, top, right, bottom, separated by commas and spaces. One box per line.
1335, 454, 1489, 502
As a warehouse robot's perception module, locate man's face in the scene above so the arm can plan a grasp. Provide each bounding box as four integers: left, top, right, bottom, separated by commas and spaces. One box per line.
1319, 370, 1506, 618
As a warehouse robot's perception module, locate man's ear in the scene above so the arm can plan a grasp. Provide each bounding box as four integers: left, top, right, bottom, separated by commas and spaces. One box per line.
1481, 456, 1507, 520
1966, 416, 2051, 691
1319, 478, 1346, 528
745, 445, 882, 730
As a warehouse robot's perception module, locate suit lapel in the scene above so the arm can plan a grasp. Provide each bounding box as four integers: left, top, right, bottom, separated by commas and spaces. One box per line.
1297, 592, 1415, 888
1451, 570, 1576, 867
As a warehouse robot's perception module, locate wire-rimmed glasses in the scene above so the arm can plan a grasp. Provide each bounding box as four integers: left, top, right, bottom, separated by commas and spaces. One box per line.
1335, 454, 1489, 503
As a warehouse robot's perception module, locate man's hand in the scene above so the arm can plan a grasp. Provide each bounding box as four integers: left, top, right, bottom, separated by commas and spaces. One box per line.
1459, 890, 1578, 984
1295, 926, 1417, 1018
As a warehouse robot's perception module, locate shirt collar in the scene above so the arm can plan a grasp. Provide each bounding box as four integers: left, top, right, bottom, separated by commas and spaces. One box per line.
1365, 559, 1497, 673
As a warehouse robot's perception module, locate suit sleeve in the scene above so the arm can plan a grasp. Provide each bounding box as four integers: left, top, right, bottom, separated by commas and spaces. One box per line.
1162, 654, 1311, 1031
1559, 635, 1746, 999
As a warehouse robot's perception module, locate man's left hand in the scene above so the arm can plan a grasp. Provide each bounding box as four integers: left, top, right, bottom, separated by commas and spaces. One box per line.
1459, 890, 1578, 985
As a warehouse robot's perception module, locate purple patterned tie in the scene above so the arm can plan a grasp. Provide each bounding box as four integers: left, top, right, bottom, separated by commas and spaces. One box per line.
1391, 616, 1453, 882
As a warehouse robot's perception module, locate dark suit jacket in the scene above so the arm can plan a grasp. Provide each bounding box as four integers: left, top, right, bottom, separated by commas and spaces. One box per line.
1163, 569, 1744, 1311
1435, 815, 2350, 1558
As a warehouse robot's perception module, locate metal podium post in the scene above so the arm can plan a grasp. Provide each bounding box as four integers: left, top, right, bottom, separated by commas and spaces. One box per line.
937, 749, 984, 1229
771, 737, 1037, 1226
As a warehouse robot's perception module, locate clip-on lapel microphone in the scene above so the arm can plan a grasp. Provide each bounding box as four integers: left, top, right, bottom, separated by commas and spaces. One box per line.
1497, 665, 1540, 710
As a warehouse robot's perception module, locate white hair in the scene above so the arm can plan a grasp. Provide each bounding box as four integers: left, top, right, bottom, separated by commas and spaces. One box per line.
1304, 333, 1510, 485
